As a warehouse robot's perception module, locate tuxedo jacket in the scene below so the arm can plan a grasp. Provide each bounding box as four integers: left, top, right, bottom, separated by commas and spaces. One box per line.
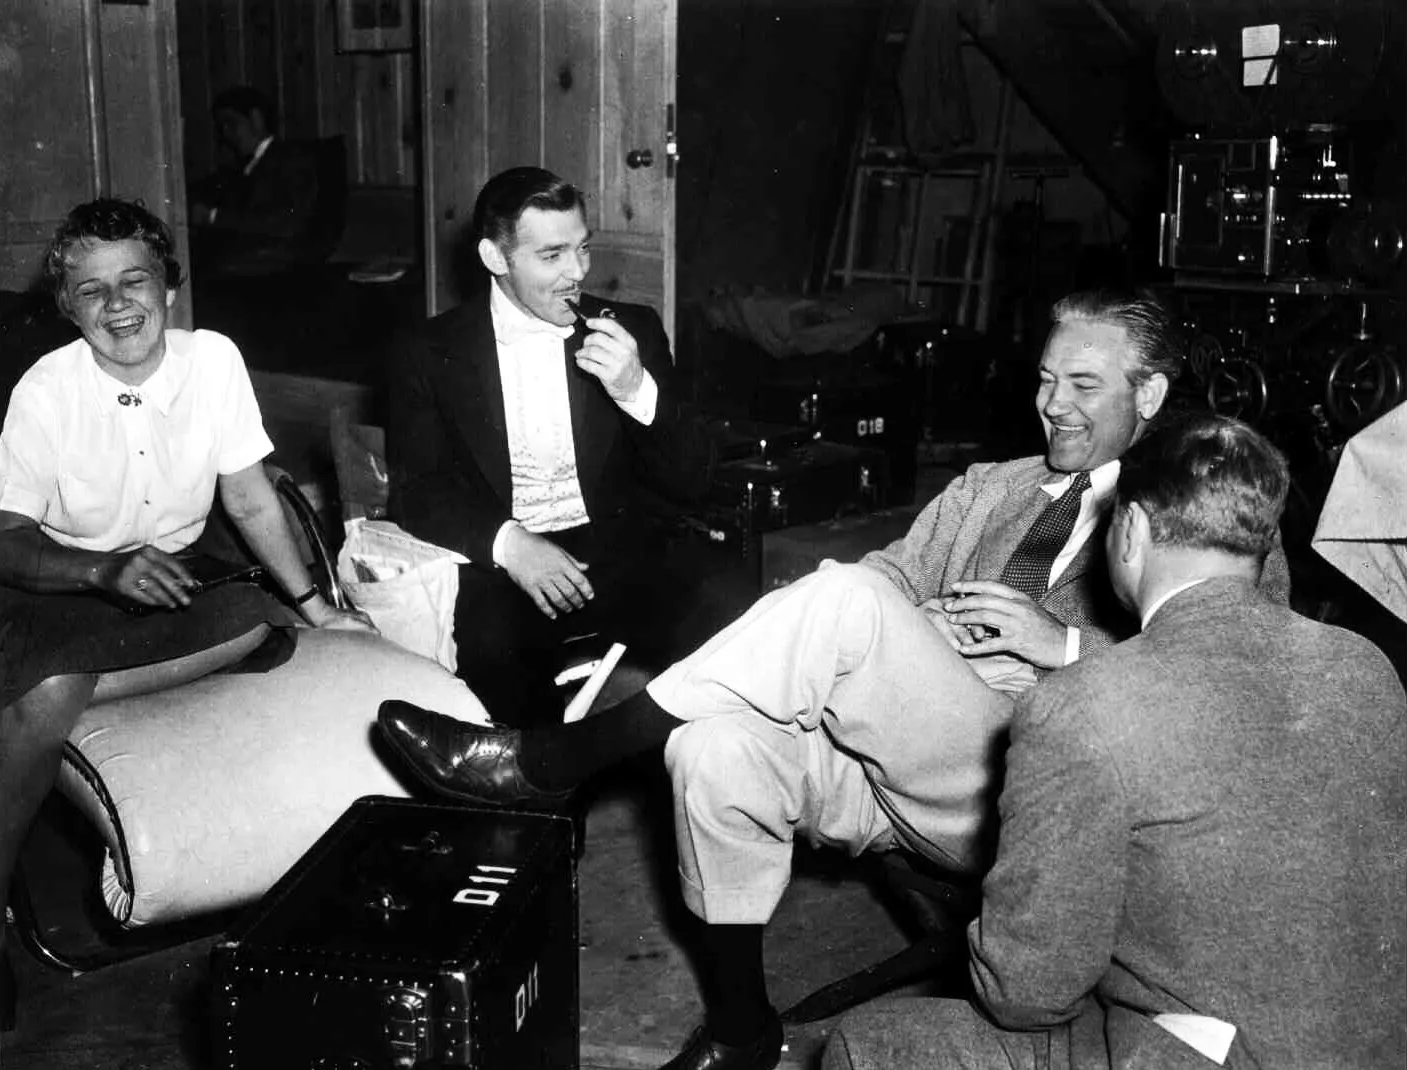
973, 578, 1406, 1068
198, 138, 322, 241
861, 456, 1292, 657
386, 290, 710, 564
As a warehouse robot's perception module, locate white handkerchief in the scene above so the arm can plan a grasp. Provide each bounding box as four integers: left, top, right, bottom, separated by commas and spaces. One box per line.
1152, 1013, 1237, 1065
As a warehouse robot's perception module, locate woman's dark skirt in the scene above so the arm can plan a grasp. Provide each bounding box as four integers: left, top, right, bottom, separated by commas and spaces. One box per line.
0, 582, 292, 709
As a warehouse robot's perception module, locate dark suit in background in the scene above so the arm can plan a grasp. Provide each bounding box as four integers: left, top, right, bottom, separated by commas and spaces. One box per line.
190, 137, 328, 276
388, 289, 711, 723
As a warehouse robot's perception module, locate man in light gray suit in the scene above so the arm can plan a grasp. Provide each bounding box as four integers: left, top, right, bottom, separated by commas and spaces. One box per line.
379, 291, 1291, 1070
824, 413, 1406, 1070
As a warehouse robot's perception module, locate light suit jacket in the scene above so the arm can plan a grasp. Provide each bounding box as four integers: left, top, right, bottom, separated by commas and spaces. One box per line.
861, 456, 1292, 657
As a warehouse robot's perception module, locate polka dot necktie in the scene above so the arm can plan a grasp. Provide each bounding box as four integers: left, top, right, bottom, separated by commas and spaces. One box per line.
999, 470, 1092, 601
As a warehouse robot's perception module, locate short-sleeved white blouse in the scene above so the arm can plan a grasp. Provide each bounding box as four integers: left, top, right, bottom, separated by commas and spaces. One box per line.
0, 328, 274, 553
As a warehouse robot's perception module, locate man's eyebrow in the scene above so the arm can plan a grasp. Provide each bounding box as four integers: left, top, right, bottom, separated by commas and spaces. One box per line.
534, 230, 593, 255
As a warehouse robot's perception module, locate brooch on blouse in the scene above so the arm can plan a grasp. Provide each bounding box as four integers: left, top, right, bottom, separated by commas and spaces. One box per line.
117, 392, 143, 407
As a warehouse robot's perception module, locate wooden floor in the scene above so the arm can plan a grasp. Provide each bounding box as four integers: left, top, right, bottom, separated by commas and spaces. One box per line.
4, 776, 926, 1069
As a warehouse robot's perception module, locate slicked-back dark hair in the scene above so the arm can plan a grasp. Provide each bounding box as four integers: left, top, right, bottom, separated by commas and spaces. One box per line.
1051, 288, 1185, 387
1115, 412, 1288, 559
472, 167, 587, 252
44, 198, 182, 312
212, 85, 277, 133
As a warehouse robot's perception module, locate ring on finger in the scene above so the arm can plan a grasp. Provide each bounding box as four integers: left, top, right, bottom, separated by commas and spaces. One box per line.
135, 578, 148, 590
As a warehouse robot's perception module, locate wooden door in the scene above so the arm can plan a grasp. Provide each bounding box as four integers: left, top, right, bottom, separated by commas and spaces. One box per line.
0, 0, 190, 325
420, 0, 678, 337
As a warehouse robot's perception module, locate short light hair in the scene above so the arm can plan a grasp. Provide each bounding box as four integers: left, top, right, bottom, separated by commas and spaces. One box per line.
1051, 288, 1184, 387
472, 166, 587, 253
44, 198, 182, 313
1115, 412, 1289, 559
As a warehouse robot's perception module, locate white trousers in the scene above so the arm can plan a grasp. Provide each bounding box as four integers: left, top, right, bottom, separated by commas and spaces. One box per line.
653, 564, 1015, 924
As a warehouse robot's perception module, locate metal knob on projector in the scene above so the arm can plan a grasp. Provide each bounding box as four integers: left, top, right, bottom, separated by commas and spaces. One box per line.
626, 149, 654, 169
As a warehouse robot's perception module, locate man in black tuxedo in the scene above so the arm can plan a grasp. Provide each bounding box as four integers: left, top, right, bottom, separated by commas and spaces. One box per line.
189, 85, 328, 276
386, 167, 711, 726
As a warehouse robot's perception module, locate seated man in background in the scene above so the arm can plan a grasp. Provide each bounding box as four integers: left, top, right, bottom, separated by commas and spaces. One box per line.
188, 85, 330, 277
386, 166, 712, 727
824, 413, 1407, 1070
382, 291, 1290, 1070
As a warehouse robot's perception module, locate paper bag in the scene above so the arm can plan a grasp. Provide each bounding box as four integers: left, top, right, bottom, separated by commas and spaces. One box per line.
337, 518, 470, 670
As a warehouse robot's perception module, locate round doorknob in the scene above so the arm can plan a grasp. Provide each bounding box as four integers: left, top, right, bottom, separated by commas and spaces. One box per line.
626, 149, 654, 169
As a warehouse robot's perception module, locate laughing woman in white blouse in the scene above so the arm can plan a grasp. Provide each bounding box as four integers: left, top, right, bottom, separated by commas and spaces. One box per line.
0, 198, 371, 1023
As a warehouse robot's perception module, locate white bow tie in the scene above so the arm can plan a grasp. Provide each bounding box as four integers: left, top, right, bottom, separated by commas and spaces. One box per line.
495, 317, 575, 347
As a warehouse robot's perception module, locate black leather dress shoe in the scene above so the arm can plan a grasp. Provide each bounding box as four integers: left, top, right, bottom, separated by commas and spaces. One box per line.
660, 1013, 784, 1070
377, 700, 573, 807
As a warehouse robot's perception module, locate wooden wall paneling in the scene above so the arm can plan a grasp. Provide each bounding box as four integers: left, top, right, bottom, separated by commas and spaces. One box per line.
588, 231, 664, 310
242, 0, 280, 111
421, 0, 490, 315
541, 0, 599, 196
205, 0, 245, 103
486, 0, 542, 171
601, 0, 662, 234
595, 0, 675, 327
98, 0, 193, 328
333, 51, 362, 179
348, 55, 409, 184
312, 0, 338, 139
276, 0, 325, 141
386, 52, 416, 185
0, 6, 93, 289
176, 0, 215, 178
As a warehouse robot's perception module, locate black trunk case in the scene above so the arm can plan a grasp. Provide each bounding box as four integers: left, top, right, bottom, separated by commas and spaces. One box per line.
211, 796, 578, 1069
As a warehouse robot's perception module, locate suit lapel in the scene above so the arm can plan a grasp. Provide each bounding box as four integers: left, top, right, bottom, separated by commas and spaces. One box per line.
444, 295, 511, 503
564, 312, 614, 494
982, 469, 1056, 576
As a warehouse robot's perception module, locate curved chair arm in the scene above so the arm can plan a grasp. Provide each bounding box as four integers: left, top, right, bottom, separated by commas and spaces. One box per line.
264, 463, 350, 611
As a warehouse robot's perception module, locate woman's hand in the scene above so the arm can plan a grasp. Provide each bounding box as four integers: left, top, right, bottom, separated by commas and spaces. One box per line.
300, 594, 378, 633
95, 545, 196, 610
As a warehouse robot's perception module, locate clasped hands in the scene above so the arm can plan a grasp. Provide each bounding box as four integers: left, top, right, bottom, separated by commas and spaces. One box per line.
574, 314, 644, 404
98, 545, 374, 632
922, 579, 1069, 674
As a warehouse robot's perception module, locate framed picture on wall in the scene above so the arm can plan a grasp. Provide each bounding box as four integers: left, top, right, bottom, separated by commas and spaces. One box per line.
336, 0, 412, 53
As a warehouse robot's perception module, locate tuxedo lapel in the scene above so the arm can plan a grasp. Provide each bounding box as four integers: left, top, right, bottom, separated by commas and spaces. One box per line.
564, 316, 615, 495
444, 296, 512, 504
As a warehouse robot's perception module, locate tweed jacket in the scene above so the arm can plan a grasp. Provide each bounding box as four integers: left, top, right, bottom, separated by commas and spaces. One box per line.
860, 456, 1292, 657
386, 289, 710, 564
971, 577, 1407, 1068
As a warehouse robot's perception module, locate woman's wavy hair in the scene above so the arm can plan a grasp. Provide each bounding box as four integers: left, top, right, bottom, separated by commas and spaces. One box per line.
45, 198, 182, 313
1114, 412, 1289, 560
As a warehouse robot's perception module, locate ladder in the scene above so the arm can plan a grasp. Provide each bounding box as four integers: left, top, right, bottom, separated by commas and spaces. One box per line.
817, 1, 1064, 334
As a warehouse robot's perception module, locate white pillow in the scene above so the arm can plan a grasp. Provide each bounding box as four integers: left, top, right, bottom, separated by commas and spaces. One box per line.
57, 629, 489, 928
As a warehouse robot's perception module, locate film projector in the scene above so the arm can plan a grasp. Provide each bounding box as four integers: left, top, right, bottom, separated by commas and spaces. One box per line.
1153, 0, 1404, 443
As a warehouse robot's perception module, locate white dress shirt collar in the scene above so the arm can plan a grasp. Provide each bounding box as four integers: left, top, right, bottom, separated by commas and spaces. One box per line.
490, 277, 575, 346
1141, 578, 1210, 630
1038, 458, 1121, 501
243, 135, 275, 176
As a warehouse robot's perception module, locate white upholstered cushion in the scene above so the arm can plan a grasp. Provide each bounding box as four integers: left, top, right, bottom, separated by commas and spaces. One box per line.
56, 629, 488, 928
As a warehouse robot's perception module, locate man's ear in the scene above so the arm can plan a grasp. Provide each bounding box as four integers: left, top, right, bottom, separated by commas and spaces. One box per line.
478, 238, 508, 277
1135, 372, 1169, 422
1121, 501, 1151, 563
